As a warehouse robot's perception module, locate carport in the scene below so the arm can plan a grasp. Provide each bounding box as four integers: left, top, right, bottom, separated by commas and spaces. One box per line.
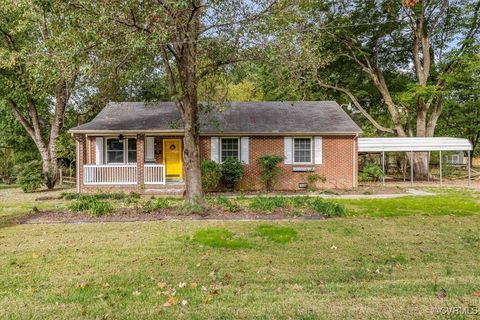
358, 137, 473, 186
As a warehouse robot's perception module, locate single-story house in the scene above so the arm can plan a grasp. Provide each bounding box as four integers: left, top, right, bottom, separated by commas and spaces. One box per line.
69, 101, 362, 194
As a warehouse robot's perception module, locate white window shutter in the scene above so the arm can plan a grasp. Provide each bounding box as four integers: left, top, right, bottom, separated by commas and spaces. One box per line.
240, 137, 249, 164
211, 137, 219, 163
95, 137, 103, 164
284, 137, 292, 164
145, 137, 155, 161
314, 136, 323, 164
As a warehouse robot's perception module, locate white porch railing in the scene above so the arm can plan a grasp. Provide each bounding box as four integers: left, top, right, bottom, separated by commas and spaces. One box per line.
83, 164, 165, 185
144, 164, 166, 185
84, 164, 137, 185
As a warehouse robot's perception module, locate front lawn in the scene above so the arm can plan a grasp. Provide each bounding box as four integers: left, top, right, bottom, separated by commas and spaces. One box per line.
1, 216, 480, 319
337, 189, 480, 217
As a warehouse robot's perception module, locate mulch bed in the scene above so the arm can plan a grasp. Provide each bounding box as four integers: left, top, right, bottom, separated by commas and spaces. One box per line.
18, 208, 325, 224
211, 185, 407, 196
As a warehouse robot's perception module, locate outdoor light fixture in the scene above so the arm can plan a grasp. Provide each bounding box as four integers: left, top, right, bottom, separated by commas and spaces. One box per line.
118, 134, 125, 140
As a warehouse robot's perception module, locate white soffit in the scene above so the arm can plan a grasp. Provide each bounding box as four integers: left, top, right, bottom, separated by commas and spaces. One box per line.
358, 137, 473, 152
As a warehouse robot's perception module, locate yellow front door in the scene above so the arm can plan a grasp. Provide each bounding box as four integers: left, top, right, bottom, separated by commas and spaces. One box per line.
163, 139, 183, 181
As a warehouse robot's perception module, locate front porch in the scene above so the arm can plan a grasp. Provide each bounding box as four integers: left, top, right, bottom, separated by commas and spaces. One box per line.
74, 133, 185, 193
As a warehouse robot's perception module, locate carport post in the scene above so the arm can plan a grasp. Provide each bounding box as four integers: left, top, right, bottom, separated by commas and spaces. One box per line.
410, 151, 414, 185
382, 151, 385, 186
467, 150, 471, 186
427, 152, 430, 182
439, 150, 443, 186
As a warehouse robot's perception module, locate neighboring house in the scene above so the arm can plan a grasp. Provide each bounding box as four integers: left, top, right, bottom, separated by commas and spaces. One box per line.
69, 101, 362, 194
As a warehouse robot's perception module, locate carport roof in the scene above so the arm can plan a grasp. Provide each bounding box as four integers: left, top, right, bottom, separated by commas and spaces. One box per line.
358, 137, 473, 152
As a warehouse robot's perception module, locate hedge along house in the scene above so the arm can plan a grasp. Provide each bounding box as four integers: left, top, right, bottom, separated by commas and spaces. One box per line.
69, 101, 362, 194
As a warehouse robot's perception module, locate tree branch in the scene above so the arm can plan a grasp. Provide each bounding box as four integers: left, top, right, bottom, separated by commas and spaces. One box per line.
316, 80, 394, 133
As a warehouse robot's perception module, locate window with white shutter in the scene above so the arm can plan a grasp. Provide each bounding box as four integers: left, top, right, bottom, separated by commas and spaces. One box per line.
210, 137, 219, 163
284, 137, 293, 164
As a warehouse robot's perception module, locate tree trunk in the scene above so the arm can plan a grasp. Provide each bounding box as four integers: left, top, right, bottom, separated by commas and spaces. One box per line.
182, 101, 204, 204
413, 152, 429, 180
42, 156, 59, 190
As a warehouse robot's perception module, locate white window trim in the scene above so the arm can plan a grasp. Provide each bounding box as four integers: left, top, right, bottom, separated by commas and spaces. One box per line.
293, 136, 313, 165
105, 137, 137, 164
220, 137, 240, 163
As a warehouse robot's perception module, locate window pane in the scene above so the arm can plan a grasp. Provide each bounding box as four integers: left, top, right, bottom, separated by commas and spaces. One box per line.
221, 138, 239, 162
294, 138, 311, 163
128, 151, 137, 163
106, 139, 124, 163
107, 151, 124, 163
107, 139, 123, 151
128, 138, 136, 151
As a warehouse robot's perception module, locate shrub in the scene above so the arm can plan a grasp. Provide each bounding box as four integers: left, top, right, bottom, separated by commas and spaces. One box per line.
221, 158, 244, 190
69, 196, 113, 216
359, 163, 384, 182
308, 198, 346, 217
63, 192, 127, 201
210, 196, 240, 212
176, 198, 205, 215
15, 160, 44, 192
305, 173, 326, 191
256, 155, 284, 191
201, 160, 222, 191
141, 198, 170, 213
249, 196, 289, 211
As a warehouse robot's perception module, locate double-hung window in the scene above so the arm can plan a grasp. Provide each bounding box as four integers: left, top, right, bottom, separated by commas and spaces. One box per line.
293, 137, 312, 164
106, 138, 137, 164
220, 138, 240, 162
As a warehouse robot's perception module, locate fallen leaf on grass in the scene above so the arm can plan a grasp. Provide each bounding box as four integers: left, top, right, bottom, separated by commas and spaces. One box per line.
163, 296, 179, 307
330, 245, 337, 250
178, 282, 186, 288
157, 282, 167, 289
132, 290, 141, 296
473, 291, 480, 297
181, 300, 188, 306
292, 284, 303, 291
32, 252, 38, 259
190, 282, 198, 289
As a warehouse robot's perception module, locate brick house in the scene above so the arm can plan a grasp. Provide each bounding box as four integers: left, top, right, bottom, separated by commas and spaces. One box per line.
69, 101, 362, 194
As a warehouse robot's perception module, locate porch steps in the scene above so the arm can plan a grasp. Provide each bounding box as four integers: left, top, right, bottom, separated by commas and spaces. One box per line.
144, 182, 185, 196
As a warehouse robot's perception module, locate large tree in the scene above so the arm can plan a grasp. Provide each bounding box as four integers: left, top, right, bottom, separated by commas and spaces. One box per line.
274, 0, 480, 178
74, 0, 277, 204
438, 51, 480, 162
0, 0, 90, 188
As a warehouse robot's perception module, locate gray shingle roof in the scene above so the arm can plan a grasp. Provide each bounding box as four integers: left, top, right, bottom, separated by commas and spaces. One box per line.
69, 101, 362, 134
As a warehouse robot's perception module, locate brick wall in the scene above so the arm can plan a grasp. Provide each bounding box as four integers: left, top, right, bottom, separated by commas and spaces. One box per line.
199, 135, 357, 190
78, 134, 357, 193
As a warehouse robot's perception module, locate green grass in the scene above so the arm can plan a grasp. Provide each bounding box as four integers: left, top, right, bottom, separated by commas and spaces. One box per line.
338, 189, 480, 217
256, 224, 297, 243
0, 183, 18, 190
192, 227, 253, 249
1, 217, 480, 319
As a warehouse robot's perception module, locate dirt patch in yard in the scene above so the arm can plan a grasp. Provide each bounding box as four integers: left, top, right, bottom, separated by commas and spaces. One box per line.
19, 208, 325, 224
